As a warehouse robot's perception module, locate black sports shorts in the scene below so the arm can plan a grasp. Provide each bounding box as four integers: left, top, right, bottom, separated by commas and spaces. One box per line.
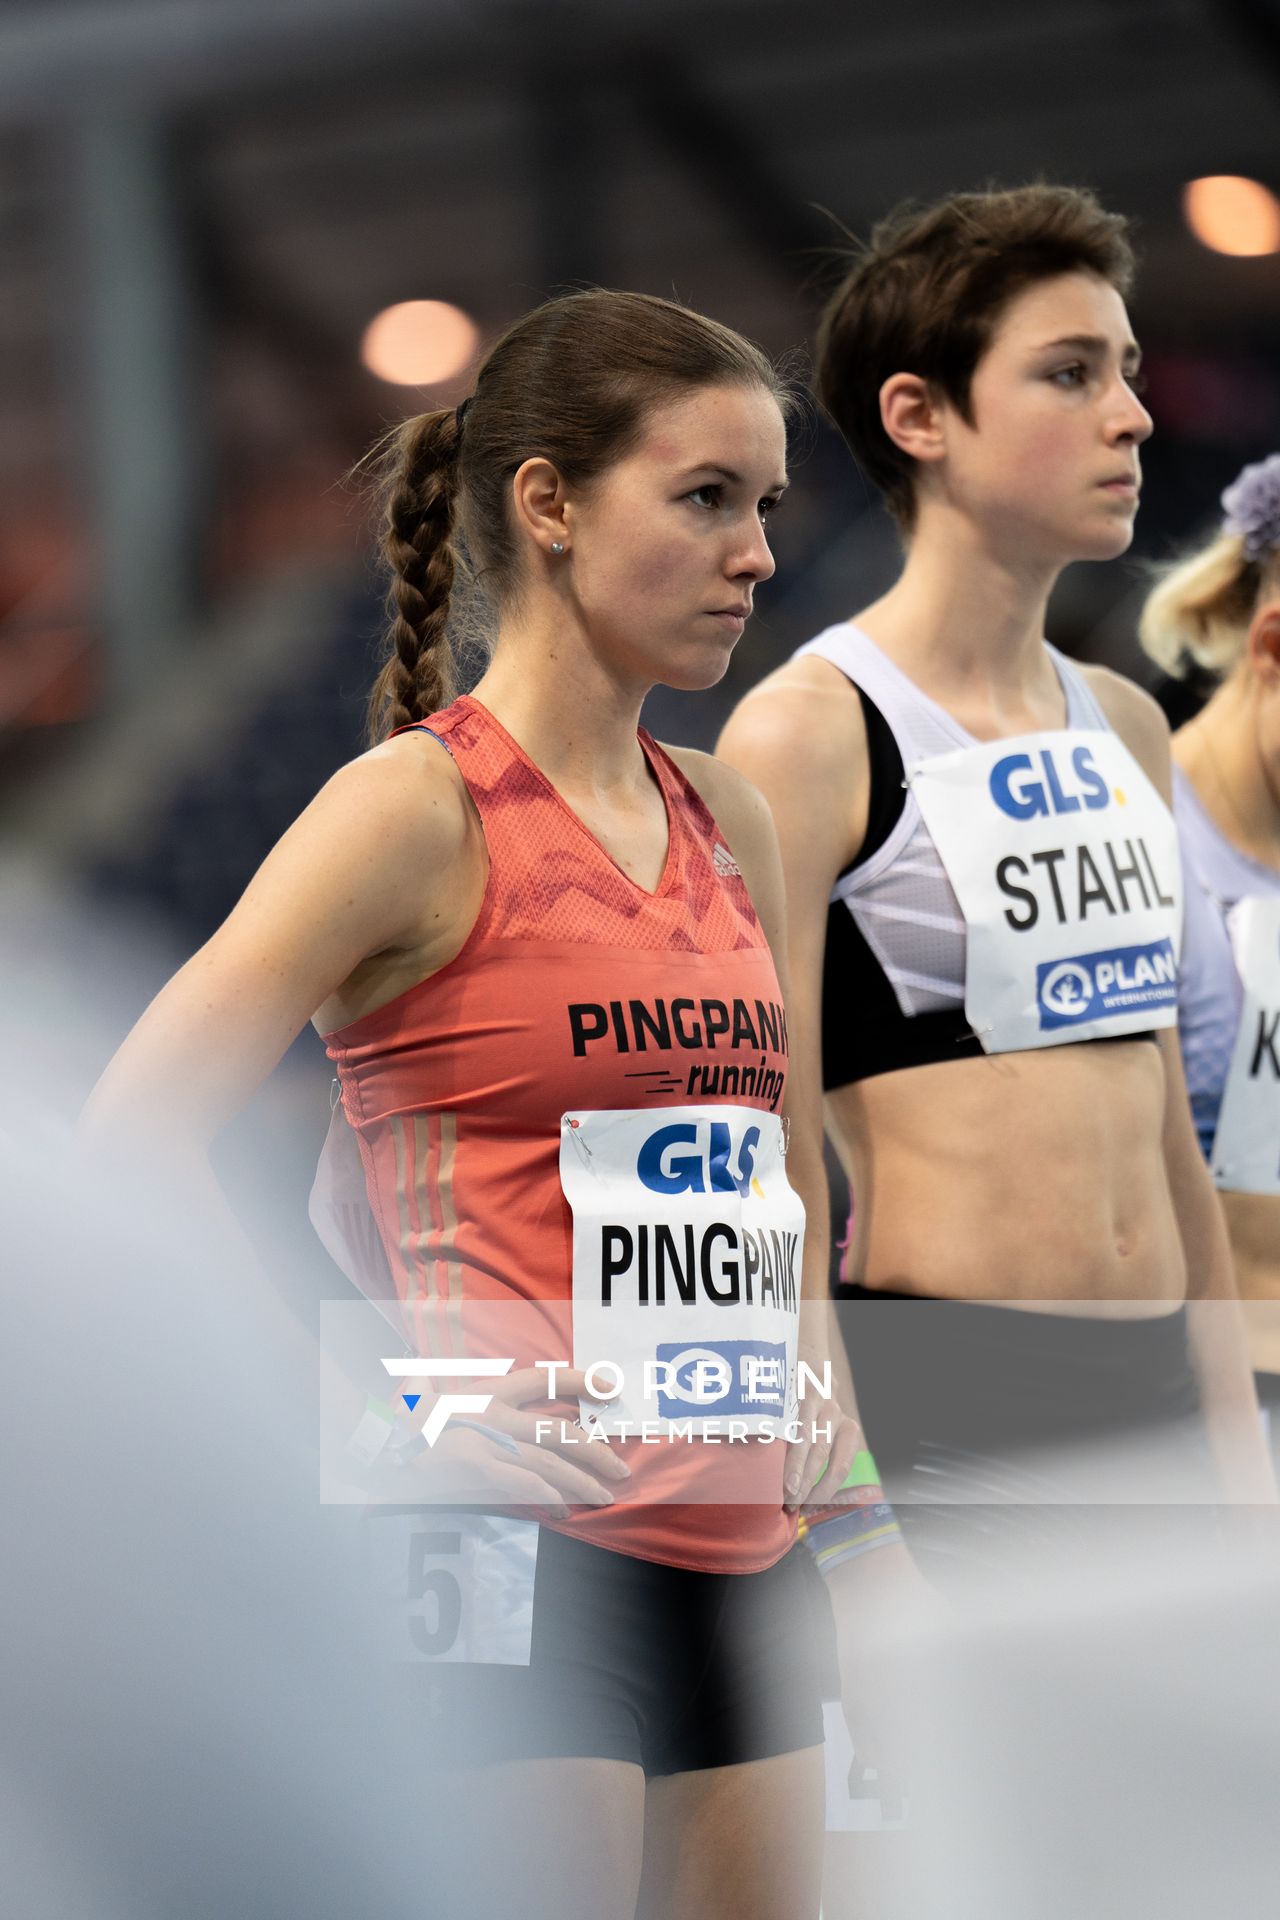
833, 1289, 1219, 1598
407, 1525, 830, 1774
1256, 1370, 1280, 1473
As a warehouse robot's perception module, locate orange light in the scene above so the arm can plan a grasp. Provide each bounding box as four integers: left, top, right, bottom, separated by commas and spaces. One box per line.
1183, 176, 1280, 257
360, 301, 479, 385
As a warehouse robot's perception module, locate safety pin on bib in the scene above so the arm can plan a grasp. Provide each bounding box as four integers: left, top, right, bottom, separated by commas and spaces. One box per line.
563, 1114, 594, 1167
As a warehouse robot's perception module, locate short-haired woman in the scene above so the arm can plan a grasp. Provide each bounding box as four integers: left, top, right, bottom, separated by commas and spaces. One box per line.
719, 187, 1274, 1599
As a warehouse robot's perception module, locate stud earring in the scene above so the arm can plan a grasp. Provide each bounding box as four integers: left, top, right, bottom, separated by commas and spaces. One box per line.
549, 541, 565, 555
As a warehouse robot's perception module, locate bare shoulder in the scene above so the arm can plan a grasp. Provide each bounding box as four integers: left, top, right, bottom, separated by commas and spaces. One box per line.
1079, 661, 1169, 740
671, 744, 771, 829
1079, 663, 1172, 796
316, 728, 476, 871
662, 743, 773, 849
661, 744, 787, 956
250, 724, 481, 974
79, 723, 485, 1147
717, 653, 866, 792
718, 654, 869, 886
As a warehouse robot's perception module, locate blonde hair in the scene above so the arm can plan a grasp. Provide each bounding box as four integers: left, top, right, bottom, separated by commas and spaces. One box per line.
1138, 531, 1265, 679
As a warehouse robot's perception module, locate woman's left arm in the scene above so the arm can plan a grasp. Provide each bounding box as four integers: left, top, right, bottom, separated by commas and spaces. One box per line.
1085, 668, 1276, 1502
1159, 1026, 1277, 1498
666, 746, 864, 1500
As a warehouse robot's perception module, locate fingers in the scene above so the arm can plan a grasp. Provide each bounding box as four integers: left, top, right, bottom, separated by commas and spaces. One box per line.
501, 1442, 620, 1511
432, 1367, 629, 1484
410, 1430, 620, 1518
785, 1408, 863, 1507
784, 1409, 837, 1504
498, 1408, 631, 1482
490, 1367, 609, 1409
821, 1415, 864, 1503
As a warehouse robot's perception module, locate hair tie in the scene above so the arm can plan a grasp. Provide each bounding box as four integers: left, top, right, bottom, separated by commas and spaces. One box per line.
454, 395, 473, 435
1221, 453, 1280, 564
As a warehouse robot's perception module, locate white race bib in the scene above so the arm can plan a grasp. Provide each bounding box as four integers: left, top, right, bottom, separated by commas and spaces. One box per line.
1211, 896, 1280, 1195
560, 1105, 803, 1437
363, 1510, 539, 1666
911, 729, 1182, 1053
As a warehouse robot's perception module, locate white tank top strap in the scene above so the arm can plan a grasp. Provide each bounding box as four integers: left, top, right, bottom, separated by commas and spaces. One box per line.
798, 624, 1108, 756
1046, 642, 1110, 732
796, 622, 971, 767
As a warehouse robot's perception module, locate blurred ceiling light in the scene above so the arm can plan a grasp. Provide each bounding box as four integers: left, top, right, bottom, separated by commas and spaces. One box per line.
1183, 176, 1280, 257
360, 300, 479, 384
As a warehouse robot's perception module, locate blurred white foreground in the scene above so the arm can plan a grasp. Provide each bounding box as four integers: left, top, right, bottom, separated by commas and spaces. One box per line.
0, 876, 450, 1917
827, 1512, 1280, 1919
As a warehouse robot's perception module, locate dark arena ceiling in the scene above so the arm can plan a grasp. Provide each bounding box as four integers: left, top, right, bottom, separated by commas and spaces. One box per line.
2, 0, 1279, 500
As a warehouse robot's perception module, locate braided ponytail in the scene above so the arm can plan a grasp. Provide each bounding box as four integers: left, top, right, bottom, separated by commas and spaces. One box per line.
366, 407, 461, 743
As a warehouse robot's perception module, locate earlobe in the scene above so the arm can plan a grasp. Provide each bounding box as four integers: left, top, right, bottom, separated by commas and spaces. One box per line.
879, 373, 946, 465
1248, 602, 1280, 683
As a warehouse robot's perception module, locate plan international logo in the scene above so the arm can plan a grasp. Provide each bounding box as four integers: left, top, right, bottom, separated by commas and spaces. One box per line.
1035, 937, 1177, 1031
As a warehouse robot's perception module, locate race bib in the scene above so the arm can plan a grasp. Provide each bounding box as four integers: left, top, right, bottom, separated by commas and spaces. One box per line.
911, 729, 1182, 1053
560, 1105, 803, 1437
1211, 897, 1280, 1195
363, 1510, 539, 1666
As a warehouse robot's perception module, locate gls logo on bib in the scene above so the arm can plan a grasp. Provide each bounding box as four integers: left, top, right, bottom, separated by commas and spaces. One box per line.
636, 1118, 763, 1198
989, 745, 1114, 820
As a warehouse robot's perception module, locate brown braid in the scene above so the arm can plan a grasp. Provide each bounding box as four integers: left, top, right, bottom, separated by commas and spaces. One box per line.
366, 407, 461, 743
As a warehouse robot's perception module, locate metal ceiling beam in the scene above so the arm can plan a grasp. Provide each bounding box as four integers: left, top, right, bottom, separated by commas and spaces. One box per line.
0, 0, 476, 121
1214, 0, 1280, 79
622, 43, 842, 290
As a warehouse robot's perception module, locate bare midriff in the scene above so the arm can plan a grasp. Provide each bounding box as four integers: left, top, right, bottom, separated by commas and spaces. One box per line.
827, 1037, 1184, 1315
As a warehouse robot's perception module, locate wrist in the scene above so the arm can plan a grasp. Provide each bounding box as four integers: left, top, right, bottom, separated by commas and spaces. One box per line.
798, 1497, 902, 1576
342, 1393, 396, 1468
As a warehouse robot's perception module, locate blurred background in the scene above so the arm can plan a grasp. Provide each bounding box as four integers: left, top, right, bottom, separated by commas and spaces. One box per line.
2, 0, 1279, 1279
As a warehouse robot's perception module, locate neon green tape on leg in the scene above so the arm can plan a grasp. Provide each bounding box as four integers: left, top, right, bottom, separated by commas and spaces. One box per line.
812, 1447, 881, 1493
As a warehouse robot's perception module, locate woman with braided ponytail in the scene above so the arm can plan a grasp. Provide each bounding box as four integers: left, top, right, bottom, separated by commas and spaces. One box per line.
1139, 456, 1280, 1454
83, 289, 867, 1919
